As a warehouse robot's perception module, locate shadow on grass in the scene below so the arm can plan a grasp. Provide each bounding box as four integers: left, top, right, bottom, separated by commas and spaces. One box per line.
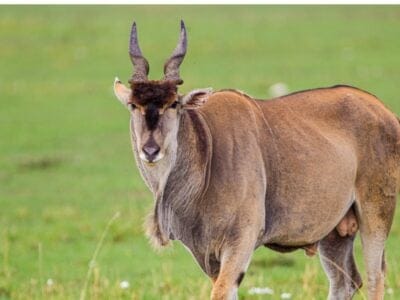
252, 255, 296, 269
17, 155, 65, 171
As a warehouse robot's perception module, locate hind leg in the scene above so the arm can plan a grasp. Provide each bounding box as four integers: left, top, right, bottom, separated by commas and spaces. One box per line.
358, 218, 391, 300
319, 230, 362, 300
359, 227, 387, 300
356, 182, 396, 300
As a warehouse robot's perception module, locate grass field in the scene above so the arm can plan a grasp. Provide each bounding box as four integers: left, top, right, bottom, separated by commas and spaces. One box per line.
1, 5, 400, 300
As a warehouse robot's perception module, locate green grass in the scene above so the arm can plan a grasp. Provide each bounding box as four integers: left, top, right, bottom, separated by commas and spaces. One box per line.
1, 5, 400, 300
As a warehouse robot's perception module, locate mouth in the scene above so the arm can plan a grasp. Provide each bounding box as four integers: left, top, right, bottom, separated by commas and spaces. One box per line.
139, 152, 164, 165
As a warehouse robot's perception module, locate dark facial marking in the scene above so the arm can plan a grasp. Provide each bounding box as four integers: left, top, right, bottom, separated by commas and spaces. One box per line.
130, 81, 178, 131
236, 272, 245, 286
145, 103, 160, 130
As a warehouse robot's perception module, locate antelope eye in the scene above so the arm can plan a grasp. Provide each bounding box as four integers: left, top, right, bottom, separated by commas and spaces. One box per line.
129, 103, 137, 110
170, 101, 179, 109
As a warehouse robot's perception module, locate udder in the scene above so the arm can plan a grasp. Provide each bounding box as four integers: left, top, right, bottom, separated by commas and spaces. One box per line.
336, 207, 358, 237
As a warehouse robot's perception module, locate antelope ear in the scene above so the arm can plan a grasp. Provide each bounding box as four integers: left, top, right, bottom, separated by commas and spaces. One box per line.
181, 88, 213, 110
113, 77, 132, 106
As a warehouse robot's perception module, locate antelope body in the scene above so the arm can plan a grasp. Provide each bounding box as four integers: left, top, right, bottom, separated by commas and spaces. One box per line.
113, 21, 400, 300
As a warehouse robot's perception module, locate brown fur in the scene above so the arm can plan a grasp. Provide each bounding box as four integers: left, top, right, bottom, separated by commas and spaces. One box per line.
130, 80, 177, 108
122, 84, 400, 300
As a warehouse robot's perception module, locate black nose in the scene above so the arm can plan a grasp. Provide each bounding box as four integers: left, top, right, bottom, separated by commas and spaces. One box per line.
142, 142, 160, 161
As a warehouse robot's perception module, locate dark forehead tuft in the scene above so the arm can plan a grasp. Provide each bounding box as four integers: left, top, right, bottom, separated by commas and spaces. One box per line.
130, 80, 178, 107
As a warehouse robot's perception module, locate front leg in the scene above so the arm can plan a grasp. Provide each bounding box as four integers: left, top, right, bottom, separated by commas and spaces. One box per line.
211, 229, 260, 300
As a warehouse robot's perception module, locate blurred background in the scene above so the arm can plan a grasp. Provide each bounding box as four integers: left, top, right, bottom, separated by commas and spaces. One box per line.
0, 5, 400, 299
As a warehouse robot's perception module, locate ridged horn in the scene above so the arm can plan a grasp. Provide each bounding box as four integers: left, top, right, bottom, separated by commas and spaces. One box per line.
163, 20, 187, 85
129, 22, 149, 83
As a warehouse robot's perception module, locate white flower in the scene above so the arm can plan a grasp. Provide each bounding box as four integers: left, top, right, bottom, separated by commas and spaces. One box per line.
387, 288, 394, 295
119, 280, 130, 289
46, 278, 54, 286
269, 82, 289, 98
248, 287, 274, 295
281, 292, 292, 299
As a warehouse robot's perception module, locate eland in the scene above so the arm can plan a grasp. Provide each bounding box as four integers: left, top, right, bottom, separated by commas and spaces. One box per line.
114, 21, 400, 300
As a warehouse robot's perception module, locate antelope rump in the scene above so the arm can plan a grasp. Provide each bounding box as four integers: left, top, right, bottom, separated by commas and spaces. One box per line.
113, 21, 400, 300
